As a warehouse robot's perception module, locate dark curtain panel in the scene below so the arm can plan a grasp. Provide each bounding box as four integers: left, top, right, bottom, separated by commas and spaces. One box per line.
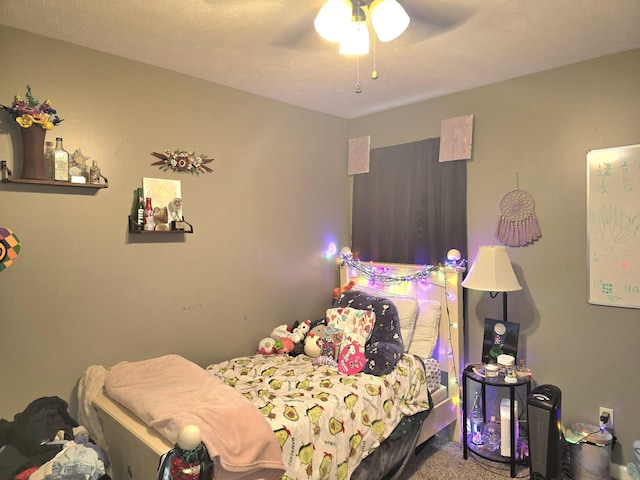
352, 137, 467, 265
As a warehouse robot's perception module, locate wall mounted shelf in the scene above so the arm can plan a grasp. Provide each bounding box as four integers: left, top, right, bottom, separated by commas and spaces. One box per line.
1, 161, 108, 189
128, 216, 193, 234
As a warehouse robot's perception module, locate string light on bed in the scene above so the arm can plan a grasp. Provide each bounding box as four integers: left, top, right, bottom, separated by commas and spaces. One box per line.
338, 248, 466, 285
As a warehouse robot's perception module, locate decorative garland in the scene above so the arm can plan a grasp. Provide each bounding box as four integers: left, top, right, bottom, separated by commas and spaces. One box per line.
151, 149, 214, 175
339, 251, 466, 284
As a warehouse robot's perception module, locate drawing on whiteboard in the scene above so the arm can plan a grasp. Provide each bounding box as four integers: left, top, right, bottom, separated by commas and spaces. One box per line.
588, 144, 640, 309
589, 203, 640, 250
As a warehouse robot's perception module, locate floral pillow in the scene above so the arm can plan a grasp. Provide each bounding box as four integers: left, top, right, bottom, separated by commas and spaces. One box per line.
325, 307, 375, 374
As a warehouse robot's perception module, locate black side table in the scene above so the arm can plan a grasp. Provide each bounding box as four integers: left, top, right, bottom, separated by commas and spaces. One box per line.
462, 364, 531, 477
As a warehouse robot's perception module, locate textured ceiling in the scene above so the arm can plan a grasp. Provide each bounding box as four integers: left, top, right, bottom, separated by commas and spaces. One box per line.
1, 0, 640, 119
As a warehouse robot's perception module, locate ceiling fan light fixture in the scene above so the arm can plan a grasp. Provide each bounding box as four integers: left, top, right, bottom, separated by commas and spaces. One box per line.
370, 0, 410, 42
314, 0, 352, 43
339, 20, 370, 56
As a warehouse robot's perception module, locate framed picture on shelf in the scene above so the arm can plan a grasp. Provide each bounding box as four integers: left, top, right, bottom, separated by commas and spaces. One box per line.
142, 177, 182, 215
481, 318, 519, 364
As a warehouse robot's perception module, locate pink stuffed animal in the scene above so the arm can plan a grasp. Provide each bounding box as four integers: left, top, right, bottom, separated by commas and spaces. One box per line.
257, 337, 276, 355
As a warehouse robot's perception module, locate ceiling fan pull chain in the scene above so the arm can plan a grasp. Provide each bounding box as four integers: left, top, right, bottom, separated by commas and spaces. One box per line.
372, 33, 378, 80
355, 56, 362, 93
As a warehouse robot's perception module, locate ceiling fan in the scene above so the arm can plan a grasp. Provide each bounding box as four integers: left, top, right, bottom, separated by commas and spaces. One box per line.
273, 0, 474, 51
272, 0, 474, 93
314, 0, 410, 56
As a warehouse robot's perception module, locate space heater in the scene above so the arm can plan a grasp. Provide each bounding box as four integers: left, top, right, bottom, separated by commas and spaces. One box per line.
527, 384, 563, 480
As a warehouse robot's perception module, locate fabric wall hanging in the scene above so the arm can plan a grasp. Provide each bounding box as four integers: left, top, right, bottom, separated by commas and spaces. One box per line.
0, 227, 21, 271
496, 188, 541, 247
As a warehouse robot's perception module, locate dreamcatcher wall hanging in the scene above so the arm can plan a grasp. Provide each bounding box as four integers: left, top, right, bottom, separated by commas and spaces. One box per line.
496, 178, 541, 247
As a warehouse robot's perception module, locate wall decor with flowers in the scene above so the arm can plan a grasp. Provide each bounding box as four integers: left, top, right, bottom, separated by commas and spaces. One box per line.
151, 149, 214, 176
1, 85, 64, 180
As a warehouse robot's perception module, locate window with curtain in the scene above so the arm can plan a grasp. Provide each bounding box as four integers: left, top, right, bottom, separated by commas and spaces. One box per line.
351, 137, 467, 266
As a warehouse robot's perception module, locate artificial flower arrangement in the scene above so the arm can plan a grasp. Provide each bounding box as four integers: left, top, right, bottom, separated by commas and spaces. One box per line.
151, 149, 214, 175
1, 85, 63, 130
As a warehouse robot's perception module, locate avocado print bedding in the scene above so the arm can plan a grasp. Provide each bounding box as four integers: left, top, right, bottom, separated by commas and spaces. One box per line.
206, 352, 431, 480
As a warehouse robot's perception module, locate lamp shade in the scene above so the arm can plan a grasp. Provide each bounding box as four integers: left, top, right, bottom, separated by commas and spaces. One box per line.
339, 20, 370, 55
461, 245, 522, 292
314, 0, 352, 43
369, 0, 410, 42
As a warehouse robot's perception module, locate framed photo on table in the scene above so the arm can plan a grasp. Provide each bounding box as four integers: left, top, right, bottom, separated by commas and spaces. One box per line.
481, 318, 519, 364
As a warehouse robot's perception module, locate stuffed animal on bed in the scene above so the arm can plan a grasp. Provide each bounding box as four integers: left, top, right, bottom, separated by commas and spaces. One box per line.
303, 320, 327, 357
332, 280, 356, 299
333, 290, 404, 376
257, 337, 276, 355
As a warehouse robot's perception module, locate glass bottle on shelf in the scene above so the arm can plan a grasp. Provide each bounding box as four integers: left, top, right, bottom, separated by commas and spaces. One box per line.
52, 137, 69, 181
470, 391, 484, 445
43, 141, 54, 180
483, 415, 500, 452
143, 197, 155, 231
89, 160, 101, 184
136, 188, 145, 227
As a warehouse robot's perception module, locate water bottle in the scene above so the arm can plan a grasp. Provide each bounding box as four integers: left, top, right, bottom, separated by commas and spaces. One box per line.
470, 391, 484, 445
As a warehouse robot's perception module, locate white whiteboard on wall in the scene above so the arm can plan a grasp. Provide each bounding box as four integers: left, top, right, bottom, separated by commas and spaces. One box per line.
587, 144, 640, 309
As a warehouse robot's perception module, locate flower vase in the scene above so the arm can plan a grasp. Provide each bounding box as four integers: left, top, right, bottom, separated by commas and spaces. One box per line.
20, 126, 47, 180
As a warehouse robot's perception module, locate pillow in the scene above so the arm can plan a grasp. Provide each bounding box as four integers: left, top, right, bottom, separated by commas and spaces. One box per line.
325, 306, 375, 342
325, 307, 375, 374
333, 291, 404, 376
410, 300, 441, 359
352, 286, 419, 351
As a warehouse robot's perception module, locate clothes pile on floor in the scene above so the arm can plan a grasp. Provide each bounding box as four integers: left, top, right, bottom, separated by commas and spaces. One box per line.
0, 396, 109, 480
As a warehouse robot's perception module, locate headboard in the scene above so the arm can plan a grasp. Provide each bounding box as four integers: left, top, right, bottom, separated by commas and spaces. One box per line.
338, 257, 465, 414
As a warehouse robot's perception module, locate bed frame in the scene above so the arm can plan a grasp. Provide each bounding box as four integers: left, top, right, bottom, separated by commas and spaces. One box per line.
92, 260, 465, 480
339, 260, 465, 446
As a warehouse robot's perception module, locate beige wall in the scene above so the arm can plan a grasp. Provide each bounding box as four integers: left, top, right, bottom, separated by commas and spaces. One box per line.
0, 26, 349, 416
349, 48, 640, 467
2, 24, 639, 469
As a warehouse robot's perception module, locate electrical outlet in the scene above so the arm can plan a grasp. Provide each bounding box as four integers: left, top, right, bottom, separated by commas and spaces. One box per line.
599, 406, 614, 429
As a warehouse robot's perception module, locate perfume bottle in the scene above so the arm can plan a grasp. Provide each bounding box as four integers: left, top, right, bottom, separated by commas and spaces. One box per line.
89, 160, 101, 184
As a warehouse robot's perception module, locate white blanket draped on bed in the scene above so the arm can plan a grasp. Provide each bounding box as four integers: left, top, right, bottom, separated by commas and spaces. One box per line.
207, 353, 431, 480
103, 354, 285, 480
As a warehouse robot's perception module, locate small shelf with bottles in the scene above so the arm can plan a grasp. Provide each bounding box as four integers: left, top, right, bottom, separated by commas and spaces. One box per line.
1, 161, 108, 189
128, 216, 193, 234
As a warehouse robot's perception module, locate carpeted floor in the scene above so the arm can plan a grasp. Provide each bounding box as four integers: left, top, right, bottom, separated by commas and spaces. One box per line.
402, 430, 531, 480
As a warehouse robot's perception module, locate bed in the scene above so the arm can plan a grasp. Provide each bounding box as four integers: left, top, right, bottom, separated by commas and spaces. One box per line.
85, 256, 465, 480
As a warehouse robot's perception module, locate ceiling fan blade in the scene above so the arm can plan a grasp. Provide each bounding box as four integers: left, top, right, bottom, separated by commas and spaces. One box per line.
398, 1, 476, 44
403, 1, 476, 30
271, 3, 324, 49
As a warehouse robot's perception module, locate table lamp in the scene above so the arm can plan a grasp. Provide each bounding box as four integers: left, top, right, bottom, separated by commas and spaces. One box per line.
461, 245, 522, 322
